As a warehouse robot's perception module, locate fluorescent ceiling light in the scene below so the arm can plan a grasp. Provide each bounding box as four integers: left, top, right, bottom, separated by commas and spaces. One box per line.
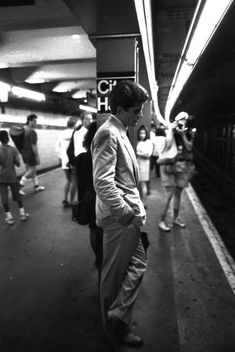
0, 81, 11, 102
71, 34, 80, 39
134, 0, 166, 125
165, 0, 234, 119
11, 86, 45, 102
0, 63, 8, 69
0, 81, 10, 90
79, 104, 97, 113
53, 86, 68, 93
25, 78, 46, 84
72, 90, 88, 99
186, 0, 233, 65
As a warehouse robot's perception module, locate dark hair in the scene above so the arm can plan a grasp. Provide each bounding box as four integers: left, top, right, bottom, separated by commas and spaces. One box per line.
83, 121, 97, 150
155, 127, 166, 137
80, 111, 93, 121
26, 114, 37, 125
137, 125, 149, 141
67, 116, 77, 128
109, 80, 149, 114
0, 130, 9, 143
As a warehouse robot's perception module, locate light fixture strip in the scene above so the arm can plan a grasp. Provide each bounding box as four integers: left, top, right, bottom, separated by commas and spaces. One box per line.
134, 0, 166, 125
186, 0, 234, 65
11, 86, 45, 102
79, 104, 97, 113
165, 0, 234, 119
0, 81, 11, 103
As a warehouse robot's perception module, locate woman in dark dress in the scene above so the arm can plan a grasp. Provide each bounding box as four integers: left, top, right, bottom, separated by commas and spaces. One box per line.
76, 121, 103, 277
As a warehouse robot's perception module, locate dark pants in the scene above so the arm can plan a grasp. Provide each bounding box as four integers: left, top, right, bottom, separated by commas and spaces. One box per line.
150, 155, 160, 177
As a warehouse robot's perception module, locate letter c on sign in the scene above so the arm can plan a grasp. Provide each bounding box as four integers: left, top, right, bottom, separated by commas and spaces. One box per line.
97, 80, 109, 95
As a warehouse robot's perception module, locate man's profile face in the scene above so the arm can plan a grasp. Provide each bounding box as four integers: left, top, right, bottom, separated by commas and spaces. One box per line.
29, 118, 37, 128
83, 113, 93, 128
119, 103, 143, 127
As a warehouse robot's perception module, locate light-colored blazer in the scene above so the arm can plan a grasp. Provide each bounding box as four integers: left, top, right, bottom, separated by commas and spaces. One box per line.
91, 115, 146, 226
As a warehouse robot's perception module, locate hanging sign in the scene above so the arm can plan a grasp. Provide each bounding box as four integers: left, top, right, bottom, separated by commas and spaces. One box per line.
97, 74, 135, 113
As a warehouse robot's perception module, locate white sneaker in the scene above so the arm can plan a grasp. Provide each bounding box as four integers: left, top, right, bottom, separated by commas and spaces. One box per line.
20, 213, 29, 221
158, 221, 170, 232
173, 218, 186, 228
5, 217, 15, 225
34, 185, 45, 192
19, 189, 26, 196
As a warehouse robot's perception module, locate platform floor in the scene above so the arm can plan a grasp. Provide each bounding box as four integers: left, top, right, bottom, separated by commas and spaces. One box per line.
0, 169, 235, 352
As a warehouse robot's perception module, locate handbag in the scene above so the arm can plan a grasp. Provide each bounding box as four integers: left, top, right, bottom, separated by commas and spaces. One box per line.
187, 163, 196, 180
157, 129, 178, 165
164, 164, 174, 174
164, 160, 187, 175
174, 160, 187, 173
141, 232, 150, 252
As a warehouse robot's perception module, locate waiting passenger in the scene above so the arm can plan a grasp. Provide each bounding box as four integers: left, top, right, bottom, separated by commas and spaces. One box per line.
67, 112, 92, 220
150, 125, 166, 177
76, 121, 103, 280
0, 130, 29, 225
158, 112, 194, 232
91, 80, 149, 347
74, 112, 93, 161
136, 124, 153, 208
19, 114, 45, 195
55, 116, 77, 207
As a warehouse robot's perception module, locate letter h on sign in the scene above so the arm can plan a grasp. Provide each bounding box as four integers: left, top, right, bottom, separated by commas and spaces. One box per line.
97, 79, 117, 113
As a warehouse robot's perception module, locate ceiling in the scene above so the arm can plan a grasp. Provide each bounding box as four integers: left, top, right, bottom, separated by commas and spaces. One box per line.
0, 0, 96, 105
1, 0, 233, 122
152, 0, 198, 114
0, 0, 199, 115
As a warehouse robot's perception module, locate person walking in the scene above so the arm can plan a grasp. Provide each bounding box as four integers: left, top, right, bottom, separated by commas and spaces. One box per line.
0, 130, 29, 225
136, 125, 153, 208
19, 114, 45, 195
55, 116, 77, 207
91, 80, 149, 347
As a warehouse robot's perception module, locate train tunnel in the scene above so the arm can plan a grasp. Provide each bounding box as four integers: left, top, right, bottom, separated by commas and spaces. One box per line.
0, 1, 235, 351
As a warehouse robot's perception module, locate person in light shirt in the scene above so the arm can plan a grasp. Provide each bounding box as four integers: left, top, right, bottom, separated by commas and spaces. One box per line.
73, 112, 93, 200
73, 112, 93, 158
55, 116, 77, 207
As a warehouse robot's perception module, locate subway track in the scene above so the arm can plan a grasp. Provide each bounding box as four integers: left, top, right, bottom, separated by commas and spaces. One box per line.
191, 169, 235, 260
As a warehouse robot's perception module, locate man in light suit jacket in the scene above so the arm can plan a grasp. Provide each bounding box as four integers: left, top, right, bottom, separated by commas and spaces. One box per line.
91, 81, 149, 347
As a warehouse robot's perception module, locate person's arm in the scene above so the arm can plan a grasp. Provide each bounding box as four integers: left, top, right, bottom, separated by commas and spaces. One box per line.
13, 148, 21, 167
136, 140, 153, 159
179, 131, 193, 152
92, 129, 135, 225
136, 142, 148, 159
164, 125, 175, 150
30, 130, 40, 165
32, 144, 40, 165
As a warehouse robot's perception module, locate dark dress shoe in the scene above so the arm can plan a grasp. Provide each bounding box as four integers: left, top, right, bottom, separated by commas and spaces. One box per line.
121, 331, 143, 347
106, 316, 129, 341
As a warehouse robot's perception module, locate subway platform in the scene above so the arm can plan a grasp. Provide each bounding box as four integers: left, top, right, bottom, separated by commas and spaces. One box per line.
0, 169, 235, 352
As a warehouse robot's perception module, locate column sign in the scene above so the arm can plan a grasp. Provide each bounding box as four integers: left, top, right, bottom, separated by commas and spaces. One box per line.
97, 75, 135, 113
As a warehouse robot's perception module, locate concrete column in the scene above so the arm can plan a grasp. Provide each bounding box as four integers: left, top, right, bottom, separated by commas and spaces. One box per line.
96, 37, 138, 146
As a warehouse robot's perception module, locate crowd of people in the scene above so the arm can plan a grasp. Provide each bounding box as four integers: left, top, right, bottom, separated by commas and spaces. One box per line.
0, 80, 196, 348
